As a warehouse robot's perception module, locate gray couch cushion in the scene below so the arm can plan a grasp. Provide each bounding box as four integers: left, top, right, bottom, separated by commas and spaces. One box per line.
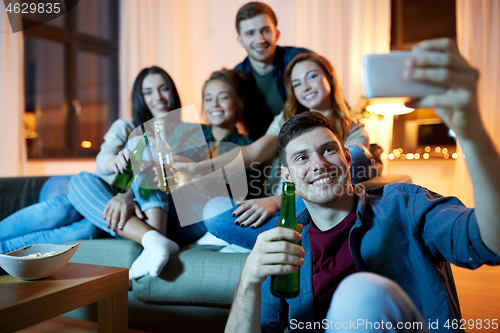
66, 238, 142, 268
133, 245, 248, 308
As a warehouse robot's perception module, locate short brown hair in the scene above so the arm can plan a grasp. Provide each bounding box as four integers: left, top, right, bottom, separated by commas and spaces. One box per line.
236, 2, 278, 34
278, 112, 343, 167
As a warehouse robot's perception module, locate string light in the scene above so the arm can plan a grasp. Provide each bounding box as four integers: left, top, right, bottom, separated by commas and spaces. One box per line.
388, 148, 456, 160
81, 141, 92, 149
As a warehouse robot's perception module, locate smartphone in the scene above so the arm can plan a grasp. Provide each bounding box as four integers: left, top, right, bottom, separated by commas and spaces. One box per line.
362, 51, 447, 99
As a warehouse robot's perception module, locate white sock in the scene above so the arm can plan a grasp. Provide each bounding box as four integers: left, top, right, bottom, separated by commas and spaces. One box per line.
129, 230, 179, 280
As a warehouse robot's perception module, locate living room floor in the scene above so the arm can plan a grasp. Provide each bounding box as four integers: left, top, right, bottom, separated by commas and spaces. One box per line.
451, 265, 500, 333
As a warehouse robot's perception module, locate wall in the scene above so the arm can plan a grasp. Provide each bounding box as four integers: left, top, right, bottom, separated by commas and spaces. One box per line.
388, 159, 458, 198
27, 159, 95, 177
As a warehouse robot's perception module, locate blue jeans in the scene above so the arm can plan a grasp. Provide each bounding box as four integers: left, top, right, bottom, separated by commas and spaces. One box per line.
203, 196, 307, 249
325, 272, 429, 332
0, 176, 103, 254
68, 172, 206, 247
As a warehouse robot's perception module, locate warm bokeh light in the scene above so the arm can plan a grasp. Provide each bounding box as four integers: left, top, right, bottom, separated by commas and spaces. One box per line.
435, 147, 441, 153
81, 141, 92, 149
386, 149, 456, 161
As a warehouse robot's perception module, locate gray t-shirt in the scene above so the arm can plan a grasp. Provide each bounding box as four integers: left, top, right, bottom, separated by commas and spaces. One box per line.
252, 69, 283, 116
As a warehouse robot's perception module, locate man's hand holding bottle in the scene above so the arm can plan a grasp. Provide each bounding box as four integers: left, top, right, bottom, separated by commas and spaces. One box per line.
241, 226, 304, 286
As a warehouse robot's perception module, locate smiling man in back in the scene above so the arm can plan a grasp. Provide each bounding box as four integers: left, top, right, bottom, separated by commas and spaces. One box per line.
235, 2, 311, 140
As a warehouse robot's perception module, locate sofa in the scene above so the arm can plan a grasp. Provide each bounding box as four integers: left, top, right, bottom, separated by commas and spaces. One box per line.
0, 174, 412, 332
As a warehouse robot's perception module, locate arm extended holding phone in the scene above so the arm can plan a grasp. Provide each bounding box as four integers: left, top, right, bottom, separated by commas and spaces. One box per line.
363, 38, 500, 255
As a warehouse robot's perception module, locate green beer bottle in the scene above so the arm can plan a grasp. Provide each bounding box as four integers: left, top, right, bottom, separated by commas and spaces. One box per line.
271, 182, 300, 298
112, 132, 148, 193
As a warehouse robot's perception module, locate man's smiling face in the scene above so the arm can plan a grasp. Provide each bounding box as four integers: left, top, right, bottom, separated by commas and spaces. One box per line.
282, 126, 352, 205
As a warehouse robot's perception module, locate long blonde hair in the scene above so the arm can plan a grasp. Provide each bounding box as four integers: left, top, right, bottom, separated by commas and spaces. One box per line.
283, 53, 351, 142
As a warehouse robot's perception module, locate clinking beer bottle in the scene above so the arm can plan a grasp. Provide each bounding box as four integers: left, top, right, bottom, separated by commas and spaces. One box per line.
271, 182, 300, 298
154, 121, 177, 192
112, 132, 148, 193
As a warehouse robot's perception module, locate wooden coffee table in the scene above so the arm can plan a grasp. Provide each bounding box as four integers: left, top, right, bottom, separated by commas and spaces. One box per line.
0, 262, 128, 333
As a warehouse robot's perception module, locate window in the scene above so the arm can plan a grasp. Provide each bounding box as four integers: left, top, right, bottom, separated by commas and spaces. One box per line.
390, 0, 457, 159
23, 0, 119, 158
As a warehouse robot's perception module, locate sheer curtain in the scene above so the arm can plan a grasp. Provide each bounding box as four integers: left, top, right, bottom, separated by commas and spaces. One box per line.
119, 0, 391, 122
292, 0, 391, 106
119, 0, 180, 120
0, 6, 26, 176
455, 0, 500, 206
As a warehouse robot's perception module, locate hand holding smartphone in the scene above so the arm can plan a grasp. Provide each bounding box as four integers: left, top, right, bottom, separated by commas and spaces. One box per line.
362, 51, 447, 99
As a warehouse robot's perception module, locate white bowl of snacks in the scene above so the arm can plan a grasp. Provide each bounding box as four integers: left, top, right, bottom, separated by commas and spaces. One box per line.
0, 242, 81, 280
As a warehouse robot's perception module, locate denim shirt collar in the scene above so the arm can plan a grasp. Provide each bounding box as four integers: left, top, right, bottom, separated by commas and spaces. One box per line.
295, 184, 368, 228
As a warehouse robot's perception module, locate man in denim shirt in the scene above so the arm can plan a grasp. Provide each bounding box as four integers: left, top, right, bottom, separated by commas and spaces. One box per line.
234, 2, 311, 140
225, 38, 500, 333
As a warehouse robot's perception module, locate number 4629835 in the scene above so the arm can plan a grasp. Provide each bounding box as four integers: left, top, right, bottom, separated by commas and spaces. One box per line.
6, 2, 61, 14
444, 319, 498, 330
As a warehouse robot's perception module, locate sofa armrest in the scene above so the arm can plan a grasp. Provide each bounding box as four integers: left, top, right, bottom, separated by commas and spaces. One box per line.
0, 176, 51, 220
